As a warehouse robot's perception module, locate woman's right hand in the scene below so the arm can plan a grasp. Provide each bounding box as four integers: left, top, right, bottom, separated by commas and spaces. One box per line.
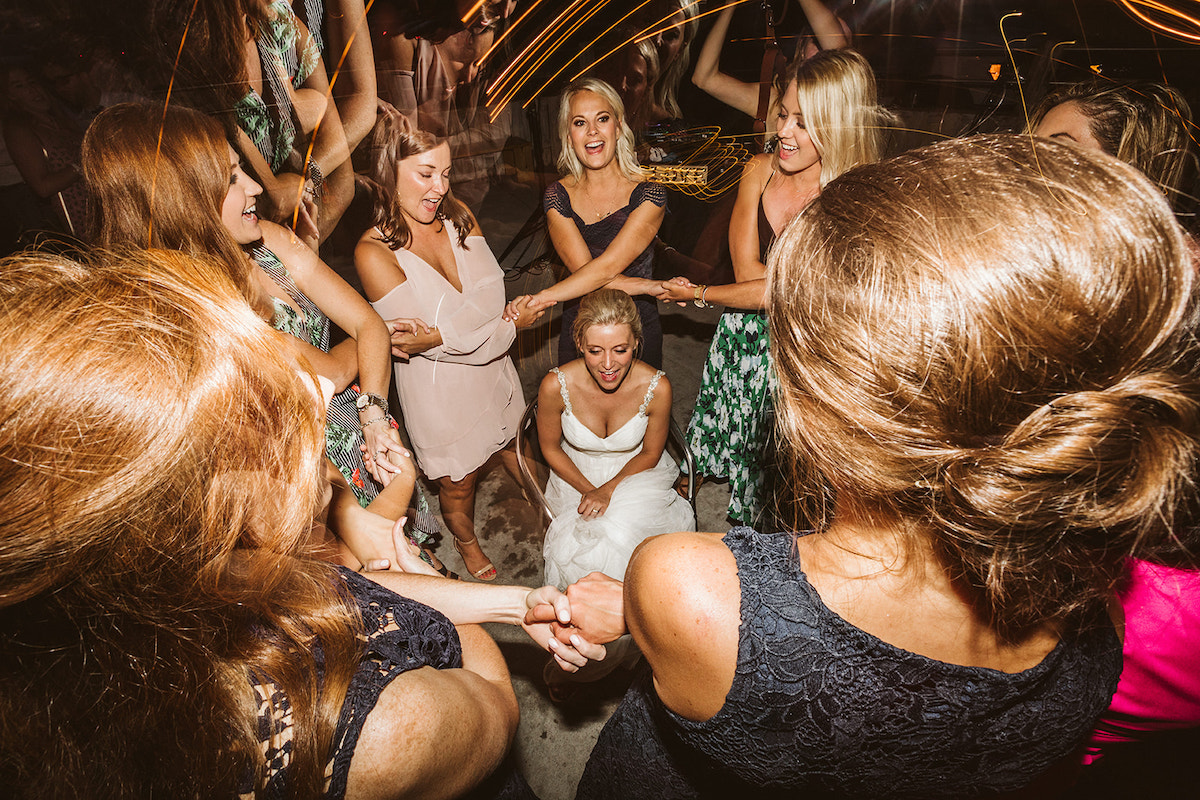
385, 317, 432, 361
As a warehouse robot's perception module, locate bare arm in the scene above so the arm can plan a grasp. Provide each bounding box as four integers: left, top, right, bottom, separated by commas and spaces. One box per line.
344, 624, 518, 800
798, 0, 851, 51
529, 200, 665, 307
323, 0, 379, 151
2, 121, 80, 198
536, 371, 597, 497
276, 326, 359, 391
729, 155, 771, 282
265, 223, 404, 476
655, 156, 771, 310
690, 4, 759, 118
265, 223, 391, 401
626, 531, 741, 721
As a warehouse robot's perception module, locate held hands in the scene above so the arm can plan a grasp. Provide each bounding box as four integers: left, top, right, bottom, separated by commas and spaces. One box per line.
359, 430, 414, 487
358, 515, 440, 575
385, 317, 435, 360
502, 293, 557, 324
522, 585, 609, 672
656, 276, 696, 306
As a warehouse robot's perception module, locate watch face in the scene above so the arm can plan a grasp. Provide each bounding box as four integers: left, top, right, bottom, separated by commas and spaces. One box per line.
356, 395, 368, 408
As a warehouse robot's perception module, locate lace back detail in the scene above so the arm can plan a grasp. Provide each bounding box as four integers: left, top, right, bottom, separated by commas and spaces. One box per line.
551, 367, 573, 414
638, 370, 664, 415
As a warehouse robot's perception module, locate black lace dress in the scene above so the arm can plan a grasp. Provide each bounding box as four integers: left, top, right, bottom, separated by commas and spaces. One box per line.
543, 181, 666, 369
248, 568, 462, 799
576, 528, 1123, 799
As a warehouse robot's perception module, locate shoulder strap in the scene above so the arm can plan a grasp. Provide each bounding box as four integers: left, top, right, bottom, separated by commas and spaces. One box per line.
752, 2, 784, 152
551, 367, 572, 414
638, 370, 664, 415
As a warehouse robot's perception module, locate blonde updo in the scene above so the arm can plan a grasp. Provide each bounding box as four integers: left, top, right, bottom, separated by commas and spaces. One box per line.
767, 134, 1200, 639
572, 288, 642, 354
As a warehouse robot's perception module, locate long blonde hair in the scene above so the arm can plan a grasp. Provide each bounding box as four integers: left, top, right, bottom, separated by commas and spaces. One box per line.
788, 49, 890, 187
556, 77, 645, 183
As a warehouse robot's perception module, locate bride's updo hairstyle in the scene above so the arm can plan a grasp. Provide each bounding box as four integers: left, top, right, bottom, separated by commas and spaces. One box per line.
572, 288, 643, 354
768, 134, 1200, 640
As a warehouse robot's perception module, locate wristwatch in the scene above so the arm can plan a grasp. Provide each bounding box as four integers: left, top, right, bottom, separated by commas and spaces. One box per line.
355, 392, 389, 415
693, 285, 709, 309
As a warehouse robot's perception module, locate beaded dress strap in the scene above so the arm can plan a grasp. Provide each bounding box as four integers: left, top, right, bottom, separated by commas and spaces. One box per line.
638, 370, 664, 415
550, 367, 572, 414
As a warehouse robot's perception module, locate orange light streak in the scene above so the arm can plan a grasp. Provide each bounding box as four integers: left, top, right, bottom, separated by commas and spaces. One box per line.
488, 0, 588, 101
1117, 0, 1200, 43
153, 0, 203, 244
568, 0, 747, 84
478, 0, 545, 67
489, 0, 604, 120
513, 0, 655, 113
461, 0, 486, 25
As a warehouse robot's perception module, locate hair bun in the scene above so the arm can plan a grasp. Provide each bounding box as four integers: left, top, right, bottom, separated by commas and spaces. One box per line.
936, 372, 1200, 631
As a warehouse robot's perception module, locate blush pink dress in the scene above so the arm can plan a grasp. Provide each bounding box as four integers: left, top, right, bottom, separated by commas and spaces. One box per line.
370, 221, 523, 481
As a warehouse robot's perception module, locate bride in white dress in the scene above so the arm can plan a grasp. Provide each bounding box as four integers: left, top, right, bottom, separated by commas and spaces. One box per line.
538, 290, 696, 591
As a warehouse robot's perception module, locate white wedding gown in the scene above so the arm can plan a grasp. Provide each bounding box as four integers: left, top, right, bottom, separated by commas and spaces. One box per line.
543, 368, 696, 590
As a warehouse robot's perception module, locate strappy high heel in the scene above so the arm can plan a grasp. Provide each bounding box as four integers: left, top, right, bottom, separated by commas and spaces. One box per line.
453, 535, 497, 581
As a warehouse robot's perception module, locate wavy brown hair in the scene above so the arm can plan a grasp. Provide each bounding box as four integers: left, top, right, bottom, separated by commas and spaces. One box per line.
0, 248, 361, 798
82, 102, 273, 319
363, 110, 473, 250
767, 134, 1200, 641
1029, 81, 1195, 210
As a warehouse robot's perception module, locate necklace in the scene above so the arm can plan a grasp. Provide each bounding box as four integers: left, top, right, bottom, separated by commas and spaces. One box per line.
579, 179, 610, 221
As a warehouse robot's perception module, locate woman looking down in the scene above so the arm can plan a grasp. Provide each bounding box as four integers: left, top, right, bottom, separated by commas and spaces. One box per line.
538, 289, 695, 592
356, 110, 545, 581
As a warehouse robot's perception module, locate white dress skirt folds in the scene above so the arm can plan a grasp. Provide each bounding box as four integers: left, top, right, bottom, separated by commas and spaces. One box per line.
543, 368, 696, 590
369, 222, 522, 481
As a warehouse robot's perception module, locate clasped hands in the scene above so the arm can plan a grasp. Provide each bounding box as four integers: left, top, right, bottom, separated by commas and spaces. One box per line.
502, 294, 555, 325
524, 571, 627, 672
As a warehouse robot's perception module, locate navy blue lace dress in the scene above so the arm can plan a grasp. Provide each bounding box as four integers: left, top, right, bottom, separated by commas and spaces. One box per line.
543, 181, 666, 369
576, 528, 1123, 799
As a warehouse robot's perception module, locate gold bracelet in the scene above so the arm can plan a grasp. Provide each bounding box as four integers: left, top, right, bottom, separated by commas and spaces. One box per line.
693, 285, 709, 309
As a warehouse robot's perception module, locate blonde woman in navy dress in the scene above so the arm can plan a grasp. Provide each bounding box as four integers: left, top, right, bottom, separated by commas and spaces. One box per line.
504, 77, 667, 368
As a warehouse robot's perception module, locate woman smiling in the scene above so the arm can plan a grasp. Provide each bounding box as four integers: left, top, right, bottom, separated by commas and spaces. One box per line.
356, 110, 543, 581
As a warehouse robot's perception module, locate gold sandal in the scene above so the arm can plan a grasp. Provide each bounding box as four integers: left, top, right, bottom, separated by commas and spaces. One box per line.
453, 535, 497, 581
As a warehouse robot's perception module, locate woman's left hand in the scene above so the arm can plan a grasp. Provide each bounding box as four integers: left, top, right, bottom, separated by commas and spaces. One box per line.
657, 276, 695, 305
360, 423, 411, 486
358, 515, 441, 576
577, 485, 614, 518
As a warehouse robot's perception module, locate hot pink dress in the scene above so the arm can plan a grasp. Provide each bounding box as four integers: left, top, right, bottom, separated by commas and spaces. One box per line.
369, 221, 523, 481
1084, 558, 1200, 762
